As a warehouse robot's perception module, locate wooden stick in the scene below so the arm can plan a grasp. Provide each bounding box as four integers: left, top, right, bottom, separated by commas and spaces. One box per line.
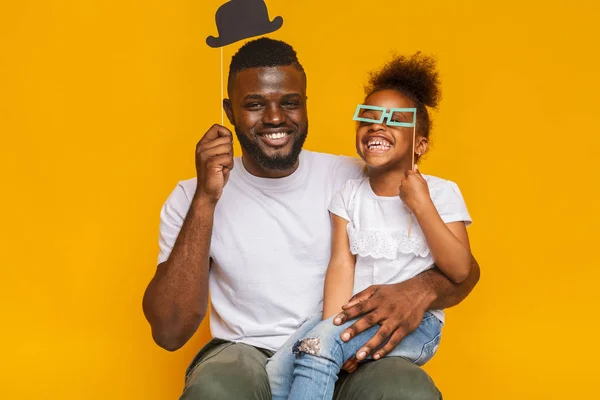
407, 124, 416, 237
220, 47, 224, 125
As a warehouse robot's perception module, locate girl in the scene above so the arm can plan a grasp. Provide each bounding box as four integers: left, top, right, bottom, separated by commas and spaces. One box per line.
266, 53, 473, 400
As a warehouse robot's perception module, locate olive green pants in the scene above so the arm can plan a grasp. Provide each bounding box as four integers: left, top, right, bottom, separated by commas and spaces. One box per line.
179, 338, 442, 399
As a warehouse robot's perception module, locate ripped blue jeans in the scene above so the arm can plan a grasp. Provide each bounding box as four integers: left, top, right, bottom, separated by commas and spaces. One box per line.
266, 311, 442, 400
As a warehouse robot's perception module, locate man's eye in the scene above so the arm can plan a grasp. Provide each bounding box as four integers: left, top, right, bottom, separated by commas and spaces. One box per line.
246, 103, 262, 109
283, 101, 299, 107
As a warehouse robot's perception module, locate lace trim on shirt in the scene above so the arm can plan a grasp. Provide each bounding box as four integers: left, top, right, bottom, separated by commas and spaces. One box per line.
347, 224, 430, 259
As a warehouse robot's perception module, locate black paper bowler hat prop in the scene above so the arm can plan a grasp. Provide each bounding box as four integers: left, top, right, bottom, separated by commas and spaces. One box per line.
206, 0, 284, 48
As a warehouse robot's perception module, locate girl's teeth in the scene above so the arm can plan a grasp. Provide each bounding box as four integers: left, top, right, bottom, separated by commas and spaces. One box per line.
367, 139, 391, 150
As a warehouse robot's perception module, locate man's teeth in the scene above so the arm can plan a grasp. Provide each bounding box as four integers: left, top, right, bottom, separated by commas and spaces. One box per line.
367, 139, 391, 150
264, 132, 288, 140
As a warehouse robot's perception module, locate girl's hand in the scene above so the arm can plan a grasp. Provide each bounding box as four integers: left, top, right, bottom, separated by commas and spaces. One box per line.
399, 165, 432, 214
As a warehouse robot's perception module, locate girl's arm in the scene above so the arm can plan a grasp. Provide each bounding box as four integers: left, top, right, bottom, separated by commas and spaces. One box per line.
413, 208, 471, 284
322, 213, 356, 320
400, 168, 472, 284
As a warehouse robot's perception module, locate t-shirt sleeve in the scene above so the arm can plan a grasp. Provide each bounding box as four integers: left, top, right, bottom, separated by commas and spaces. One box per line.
327, 180, 356, 222
331, 155, 365, 191
430, 180, 472, 226
157, 182, 192, 265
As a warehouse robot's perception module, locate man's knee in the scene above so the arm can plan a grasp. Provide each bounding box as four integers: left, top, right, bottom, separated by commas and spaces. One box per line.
336, 357, 442, 400
180, 342, 271, 400
180, 372, 225, 400
181, 363, 271, 400
363, 358, 441, 400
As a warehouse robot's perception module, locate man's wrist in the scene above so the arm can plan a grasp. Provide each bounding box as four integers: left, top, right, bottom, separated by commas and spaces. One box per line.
412, 270, 440, 310
191, 193, 218, 213
422, 282, 439, 309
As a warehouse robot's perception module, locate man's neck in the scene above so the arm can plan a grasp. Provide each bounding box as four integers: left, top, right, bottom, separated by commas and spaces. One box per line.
241, 154, 300, 179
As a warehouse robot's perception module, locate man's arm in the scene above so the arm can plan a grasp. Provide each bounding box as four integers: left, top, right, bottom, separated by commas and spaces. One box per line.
142, 125, 233, 351
333, 255, 480, 361
142, 197, 215, 351
426, 255, 481, 310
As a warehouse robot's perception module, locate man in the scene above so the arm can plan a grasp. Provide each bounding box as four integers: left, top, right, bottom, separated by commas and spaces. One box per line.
143, 38, 480, 399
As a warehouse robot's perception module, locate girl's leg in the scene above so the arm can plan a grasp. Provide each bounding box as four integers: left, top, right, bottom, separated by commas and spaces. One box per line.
287, 311, 443, 400
287, 316, 379, 400
384, 311, 443, 366
265, 314, 322, 400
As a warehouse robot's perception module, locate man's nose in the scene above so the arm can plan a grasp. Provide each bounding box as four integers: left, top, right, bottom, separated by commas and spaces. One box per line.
263, 105, 285, 125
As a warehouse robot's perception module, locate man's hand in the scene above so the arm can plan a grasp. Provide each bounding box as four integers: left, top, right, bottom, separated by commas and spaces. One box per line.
333, 281, 432, 361
195, 124, 234, 203
341, 358, 359, 374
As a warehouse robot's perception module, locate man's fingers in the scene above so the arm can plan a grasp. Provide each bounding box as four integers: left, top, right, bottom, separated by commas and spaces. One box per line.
342, 358, 359, 373
341, 358, 355, 370
372, 327, 408, 360
335, 295, 377, 326
198, 124, 232, 144
217, 127, 233, 138
206, 155, 234, 171
198, 143, 233, 160
334, 286, 377, 325
354, 325, 393, 360
342, 286, 377, 310
197, 136, 233, 152
340, 309, 382, 345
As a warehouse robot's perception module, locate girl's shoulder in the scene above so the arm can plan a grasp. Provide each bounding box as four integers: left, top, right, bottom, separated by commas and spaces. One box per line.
422, 173, 451, 187
338, 176, 370, 197
421, 173, 469, 214
422, 174, 462, 194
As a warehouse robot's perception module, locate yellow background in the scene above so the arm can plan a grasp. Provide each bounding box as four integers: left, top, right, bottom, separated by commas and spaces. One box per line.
1, 0, 598, 398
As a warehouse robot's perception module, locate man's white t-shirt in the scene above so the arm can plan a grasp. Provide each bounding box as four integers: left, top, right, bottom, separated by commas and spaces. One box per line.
157, 150, 364, 351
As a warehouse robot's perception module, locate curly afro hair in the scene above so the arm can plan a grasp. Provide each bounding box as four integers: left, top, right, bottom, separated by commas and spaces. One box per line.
365, 52, 441, 138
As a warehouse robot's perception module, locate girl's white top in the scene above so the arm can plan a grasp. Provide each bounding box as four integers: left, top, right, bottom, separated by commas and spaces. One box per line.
328, 175, 472, 323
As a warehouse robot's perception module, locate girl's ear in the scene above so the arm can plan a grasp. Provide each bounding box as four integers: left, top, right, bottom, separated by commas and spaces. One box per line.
415, 136, 429, 159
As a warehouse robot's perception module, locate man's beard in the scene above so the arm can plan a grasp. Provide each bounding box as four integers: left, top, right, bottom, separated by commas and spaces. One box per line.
235, 126, 308, 171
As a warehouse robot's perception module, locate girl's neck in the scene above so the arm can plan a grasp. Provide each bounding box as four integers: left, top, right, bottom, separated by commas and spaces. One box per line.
368, 163, 411, 197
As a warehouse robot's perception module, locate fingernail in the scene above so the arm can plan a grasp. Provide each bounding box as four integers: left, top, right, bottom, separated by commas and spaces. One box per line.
373, 354, 380, 360
342, 332, 350, 341
334, 317, 341, 324
357, 351, 366, 359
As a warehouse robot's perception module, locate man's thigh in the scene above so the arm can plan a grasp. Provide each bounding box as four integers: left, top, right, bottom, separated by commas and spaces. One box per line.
180, 339, 273, 400
334, 357, 442, 400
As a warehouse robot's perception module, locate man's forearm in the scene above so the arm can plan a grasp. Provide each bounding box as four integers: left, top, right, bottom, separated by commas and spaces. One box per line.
421, 255, 481, 310
142, 195, 215, 351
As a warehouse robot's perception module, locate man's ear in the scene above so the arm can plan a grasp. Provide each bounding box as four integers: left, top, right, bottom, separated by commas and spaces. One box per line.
223, 99, 235, 125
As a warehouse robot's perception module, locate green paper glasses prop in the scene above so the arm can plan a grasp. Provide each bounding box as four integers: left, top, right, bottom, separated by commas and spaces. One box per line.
353, 105, 417, 127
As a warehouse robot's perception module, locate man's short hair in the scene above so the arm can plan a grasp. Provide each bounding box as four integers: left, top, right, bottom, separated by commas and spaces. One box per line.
228, 37, 305, 95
